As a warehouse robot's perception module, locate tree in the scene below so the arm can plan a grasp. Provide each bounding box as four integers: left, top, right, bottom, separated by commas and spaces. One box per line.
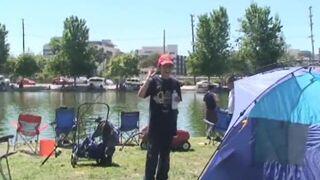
48, 37, 62, 55
15, 54, 39, 77
191, 7, 230, 80
238, 3, 285, 71
186, 54, 200, 76
226, 51, 250, 75
0, 23, 9, 72
107, 53, 139, 86
62, 16, 95, 79
34, 55, 52, 81
89, 47, 108, 64
89, 47, 110, 76
3, 57, 16, 76
47, 54, 69, 76
139, 53, 159, 68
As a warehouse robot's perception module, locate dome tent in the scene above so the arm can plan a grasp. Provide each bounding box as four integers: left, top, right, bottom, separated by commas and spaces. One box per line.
199, 67, 320, 180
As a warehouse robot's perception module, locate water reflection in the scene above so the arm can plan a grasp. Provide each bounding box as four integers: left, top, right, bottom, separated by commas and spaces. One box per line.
0, 91, 227, 138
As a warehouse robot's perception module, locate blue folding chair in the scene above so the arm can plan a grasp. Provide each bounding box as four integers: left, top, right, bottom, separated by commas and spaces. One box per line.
203, 108, 230, 144
118, 111, 140, 145
53, 107, 76, 147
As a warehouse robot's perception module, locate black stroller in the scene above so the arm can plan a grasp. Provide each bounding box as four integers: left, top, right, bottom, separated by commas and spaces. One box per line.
70, 102, 119, 168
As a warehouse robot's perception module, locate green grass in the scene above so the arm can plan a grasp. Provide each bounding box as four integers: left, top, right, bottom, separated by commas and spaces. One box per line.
4, 137, 217, 180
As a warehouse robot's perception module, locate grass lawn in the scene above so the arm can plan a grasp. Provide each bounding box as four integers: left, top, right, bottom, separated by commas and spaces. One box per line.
4, 137, 217, 180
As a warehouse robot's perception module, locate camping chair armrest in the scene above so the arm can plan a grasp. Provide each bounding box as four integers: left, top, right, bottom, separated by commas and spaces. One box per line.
50, 121, 56, 126
0, 152, 17, 159
203, 119, 215, 126
0, 135, 14, 143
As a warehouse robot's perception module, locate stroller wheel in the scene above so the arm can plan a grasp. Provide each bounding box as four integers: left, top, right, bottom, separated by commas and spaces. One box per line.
71, 153, 78, 168
140, 141, 147, 150
181, 141, 191, 151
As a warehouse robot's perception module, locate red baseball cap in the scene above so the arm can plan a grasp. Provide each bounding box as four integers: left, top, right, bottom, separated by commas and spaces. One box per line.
158, 54, 174, 66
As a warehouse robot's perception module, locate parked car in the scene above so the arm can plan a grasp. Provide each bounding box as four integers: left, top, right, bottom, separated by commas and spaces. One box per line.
0, 75, 10, 86
88, 77, 104, 88
16, 78, 36, 85
105, 79, 114, 85
123, 78, 142, 91
196, 80, 210, 93
75, 76, 88, 84
196, 80, 219, 93
52, 77, 73, 85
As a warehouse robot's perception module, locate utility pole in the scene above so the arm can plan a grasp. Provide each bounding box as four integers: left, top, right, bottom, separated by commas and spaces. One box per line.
309, 6, 315, 62
163, 29, 166, 53
190, 14, 196, 85
22, 18, 25, 54
190, 14, 195, 53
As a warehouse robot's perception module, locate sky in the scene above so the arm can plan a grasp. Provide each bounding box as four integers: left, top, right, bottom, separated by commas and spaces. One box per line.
0, 0, 319, 56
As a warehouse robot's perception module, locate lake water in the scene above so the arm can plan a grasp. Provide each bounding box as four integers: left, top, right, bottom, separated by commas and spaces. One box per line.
0, 91, 228, 138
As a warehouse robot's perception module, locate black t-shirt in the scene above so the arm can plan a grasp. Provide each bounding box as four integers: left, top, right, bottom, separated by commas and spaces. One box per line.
203, 91, 216, 110
144, 76, 182, 140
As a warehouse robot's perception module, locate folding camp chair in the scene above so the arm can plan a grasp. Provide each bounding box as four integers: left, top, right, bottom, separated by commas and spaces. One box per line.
118, 111, 140, 145
14, 114, 42, 154
0, 135, 16, 180
203, 108, 230, 144
53, 107, 76, 147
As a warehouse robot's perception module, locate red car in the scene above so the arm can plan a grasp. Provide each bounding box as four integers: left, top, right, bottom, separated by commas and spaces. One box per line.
16, 78, 36, 85
52, 77, 73, 85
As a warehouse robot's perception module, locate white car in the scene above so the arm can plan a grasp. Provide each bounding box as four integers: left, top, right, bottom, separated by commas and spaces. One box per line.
124, 78, 142, 91
196, 80, 210, 93
88, 77, 104, 88
105, 79, 114, 85
76, 76, 88, 84
0, 75, 10, 86
196, 80, 219, 93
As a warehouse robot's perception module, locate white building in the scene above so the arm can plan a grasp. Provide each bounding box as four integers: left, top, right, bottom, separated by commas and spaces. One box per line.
43, 44, 54, 57
89, 39, 121, 57
89, 39, 121, 74
137, 44, 188, 76
287, 48, 300, 59
137, 44, 178, 56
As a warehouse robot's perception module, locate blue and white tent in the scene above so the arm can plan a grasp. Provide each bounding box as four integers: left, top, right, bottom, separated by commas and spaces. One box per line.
199, 67, 320, 180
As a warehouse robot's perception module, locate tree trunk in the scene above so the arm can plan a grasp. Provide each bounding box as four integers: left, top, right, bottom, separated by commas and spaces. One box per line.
74, 77, 77, 86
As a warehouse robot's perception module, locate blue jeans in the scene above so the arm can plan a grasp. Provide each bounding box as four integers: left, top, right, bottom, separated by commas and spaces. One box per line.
144, 136, 173, 180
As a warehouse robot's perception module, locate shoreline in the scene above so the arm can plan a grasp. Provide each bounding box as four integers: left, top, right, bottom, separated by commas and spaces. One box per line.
0, 84, 197, 92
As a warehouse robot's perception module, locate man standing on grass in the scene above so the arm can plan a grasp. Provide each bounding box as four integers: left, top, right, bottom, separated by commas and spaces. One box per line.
203, 84, 219, 140
138, 54, 182, 180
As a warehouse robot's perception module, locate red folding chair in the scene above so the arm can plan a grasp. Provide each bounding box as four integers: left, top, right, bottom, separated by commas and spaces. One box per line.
14, 114, 42, 154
